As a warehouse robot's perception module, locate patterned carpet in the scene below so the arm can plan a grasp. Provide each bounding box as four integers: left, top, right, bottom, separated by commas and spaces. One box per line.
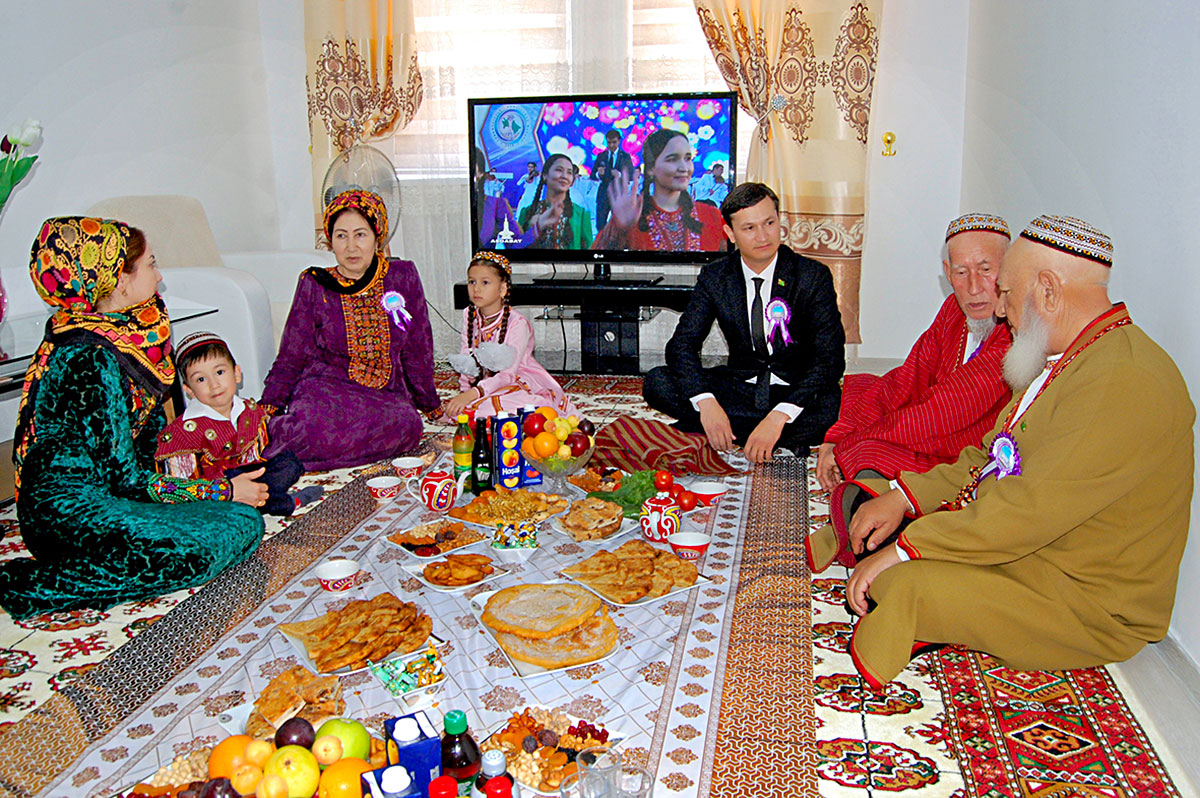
0, 370, 1189, 796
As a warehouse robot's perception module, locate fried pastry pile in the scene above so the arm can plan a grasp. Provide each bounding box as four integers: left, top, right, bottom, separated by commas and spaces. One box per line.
245, 665, 344, 738
449, 487, 569, 526
560, 497, 623, 542
423, 552, 495, 587
279, 593, 431, 673
562, 539, 698, 604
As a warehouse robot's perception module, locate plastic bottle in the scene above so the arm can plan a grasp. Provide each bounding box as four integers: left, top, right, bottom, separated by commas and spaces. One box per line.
453, 414, 474, 484
428, 775, 459, 798
471, 749, 519, 798
484, 779, 513, 798
471, 417, 494, 495
441, 709, 481, 796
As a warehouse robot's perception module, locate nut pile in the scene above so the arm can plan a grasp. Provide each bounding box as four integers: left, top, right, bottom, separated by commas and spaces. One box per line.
482, 707, 611, 792
147, 749, 209, 787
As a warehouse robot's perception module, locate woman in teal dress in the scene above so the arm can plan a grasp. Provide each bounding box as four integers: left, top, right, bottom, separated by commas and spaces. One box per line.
0, 217, 266, 621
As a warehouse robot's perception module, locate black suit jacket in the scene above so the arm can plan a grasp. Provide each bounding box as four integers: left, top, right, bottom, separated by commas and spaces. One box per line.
592, 149, 634, 186
665, 244, 846, 410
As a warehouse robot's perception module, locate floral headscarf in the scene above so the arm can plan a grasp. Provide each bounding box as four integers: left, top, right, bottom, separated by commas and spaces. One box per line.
15, 217, 174, 489
308, 190, 395, 389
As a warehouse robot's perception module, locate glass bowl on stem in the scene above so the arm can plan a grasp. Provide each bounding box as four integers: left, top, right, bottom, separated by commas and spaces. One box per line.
522, 444, 596, 496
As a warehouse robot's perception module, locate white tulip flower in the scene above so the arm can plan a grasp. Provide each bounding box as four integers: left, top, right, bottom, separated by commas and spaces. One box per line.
8, 118, 42, 150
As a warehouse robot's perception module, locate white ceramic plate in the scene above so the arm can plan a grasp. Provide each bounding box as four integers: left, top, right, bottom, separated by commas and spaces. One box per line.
483, 706, 627, 796
382, 534, 490, 559
468, 587, 619, 679
546, 514, 638, 545
399, 558, 511, 593
279, 626, 445, 676
560, 571, 712, 607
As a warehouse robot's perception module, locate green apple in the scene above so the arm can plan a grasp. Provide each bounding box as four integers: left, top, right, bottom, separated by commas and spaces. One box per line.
314, 718, 371, 762
263, 745, 320, 798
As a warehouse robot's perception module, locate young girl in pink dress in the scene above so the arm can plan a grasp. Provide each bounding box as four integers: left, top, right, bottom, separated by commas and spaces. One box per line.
442, 251, 578, 422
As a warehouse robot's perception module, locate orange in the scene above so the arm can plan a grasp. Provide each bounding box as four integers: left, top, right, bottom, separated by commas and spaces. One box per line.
537, 406, 558, 421
533, 431, 559, 458
208, 734, 253, 779
318, 757, 372, 798
521, 438, 538, 458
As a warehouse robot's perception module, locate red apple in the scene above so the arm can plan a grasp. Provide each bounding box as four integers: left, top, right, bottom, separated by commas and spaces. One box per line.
522, 413, 545, 438
566, 431, 590, 457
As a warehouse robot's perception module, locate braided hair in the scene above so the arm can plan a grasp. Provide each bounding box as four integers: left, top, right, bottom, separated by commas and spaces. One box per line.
519, 153, 576, 248
637, 129, 702, 235
465, 254, 513, 384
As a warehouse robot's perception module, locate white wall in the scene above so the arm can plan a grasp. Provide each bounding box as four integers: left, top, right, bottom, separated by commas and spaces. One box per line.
959, 0, 1200, 667
857, 0, 971, 360
0, 0, 282, 312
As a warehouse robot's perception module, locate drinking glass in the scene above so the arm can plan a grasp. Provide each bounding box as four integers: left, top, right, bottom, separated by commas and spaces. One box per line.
577, 746, 622, 784
610, 765, 654, 797
558, 770, 612, 798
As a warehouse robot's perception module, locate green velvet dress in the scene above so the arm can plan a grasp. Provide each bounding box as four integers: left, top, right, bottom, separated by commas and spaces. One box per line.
0, 343, 265, 621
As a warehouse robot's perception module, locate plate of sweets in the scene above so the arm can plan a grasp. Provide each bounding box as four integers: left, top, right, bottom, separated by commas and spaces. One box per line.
566, 465, 626, 494
386, 518, 488, 558
560, 539, 709, 607
400, 552, 509, 592
278, 592, 440, 674
481, 705, 619, 795
547, 497, 637, 544
470, 583, 619, 678
449, 486, 570, 529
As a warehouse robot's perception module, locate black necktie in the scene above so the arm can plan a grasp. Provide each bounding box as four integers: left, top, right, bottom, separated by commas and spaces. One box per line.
750, 277, 767, 356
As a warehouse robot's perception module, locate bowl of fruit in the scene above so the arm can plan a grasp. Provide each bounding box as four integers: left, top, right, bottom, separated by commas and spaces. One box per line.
520, 408, 598, 496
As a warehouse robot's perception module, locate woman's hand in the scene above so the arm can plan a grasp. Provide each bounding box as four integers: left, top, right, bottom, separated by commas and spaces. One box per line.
815, 443, 843, 492
443, 389, 478, 421
607, 172, 643, 230
532, 202, 564, 236
231, 468, 269, 507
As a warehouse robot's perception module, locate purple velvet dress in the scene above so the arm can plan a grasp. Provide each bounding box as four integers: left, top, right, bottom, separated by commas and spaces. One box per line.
262, 258, 439, 471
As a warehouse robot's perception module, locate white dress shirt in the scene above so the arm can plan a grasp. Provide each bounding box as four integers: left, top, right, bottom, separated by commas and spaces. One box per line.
689, 254, 803, 424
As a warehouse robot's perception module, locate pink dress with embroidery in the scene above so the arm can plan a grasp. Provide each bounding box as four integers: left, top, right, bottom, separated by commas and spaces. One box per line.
458, 307, 578, 420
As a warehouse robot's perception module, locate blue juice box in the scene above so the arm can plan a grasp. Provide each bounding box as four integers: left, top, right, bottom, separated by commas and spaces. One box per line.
383, 711, 442, 796
493, 413, 523, 490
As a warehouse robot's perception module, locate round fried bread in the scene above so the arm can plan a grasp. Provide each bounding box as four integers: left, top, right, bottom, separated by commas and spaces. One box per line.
482, 583, 603, 639
495, 612, 618, 668
562, 497, 623, 541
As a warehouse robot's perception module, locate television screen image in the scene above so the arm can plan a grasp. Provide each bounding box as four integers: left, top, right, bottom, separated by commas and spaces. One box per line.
468, 91, 737, 264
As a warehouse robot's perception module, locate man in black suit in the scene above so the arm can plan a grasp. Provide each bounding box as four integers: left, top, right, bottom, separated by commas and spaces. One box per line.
591, 129, 635, 230
643, 183, 845, 462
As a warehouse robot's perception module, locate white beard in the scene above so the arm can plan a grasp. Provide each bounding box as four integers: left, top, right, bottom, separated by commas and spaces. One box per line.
1002, 297, 1051, 393
966, 315, 996, 340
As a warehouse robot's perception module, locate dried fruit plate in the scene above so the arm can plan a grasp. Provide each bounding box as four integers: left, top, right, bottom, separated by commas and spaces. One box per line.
382, 520, 489, 559
482, 705, 627, 796
468, 585, 620, 679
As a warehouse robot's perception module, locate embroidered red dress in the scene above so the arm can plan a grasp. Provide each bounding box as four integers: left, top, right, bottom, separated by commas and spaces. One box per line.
824, 295, 1013, 479
592, 200, 725, 251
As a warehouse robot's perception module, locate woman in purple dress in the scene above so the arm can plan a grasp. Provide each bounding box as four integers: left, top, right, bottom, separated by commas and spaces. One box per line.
262, 190, 439, 470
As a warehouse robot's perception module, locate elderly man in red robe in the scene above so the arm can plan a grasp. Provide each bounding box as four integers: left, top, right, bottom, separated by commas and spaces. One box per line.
815, 213, 1015, 492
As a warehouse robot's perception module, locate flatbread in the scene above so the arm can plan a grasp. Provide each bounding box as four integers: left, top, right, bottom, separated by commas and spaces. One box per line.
495, 612, 618, 669
481, 584, 601, 639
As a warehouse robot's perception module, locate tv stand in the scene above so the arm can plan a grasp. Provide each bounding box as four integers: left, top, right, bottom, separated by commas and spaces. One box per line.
452, 272, 697, 374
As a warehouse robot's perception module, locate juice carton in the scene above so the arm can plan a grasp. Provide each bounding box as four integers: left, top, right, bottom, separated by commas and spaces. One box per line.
493, 413, 523, 490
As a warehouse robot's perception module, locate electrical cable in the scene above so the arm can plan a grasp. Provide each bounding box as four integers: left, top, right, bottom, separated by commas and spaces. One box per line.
426, 298, 461, 334
561, 313, 568, 372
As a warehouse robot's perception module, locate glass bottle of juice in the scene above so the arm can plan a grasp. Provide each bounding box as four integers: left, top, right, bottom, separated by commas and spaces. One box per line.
441, 709, 481, 796
453, 414, 474, 484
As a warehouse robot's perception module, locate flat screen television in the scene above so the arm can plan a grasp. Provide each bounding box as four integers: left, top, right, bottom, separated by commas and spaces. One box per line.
468, 91, 737, 266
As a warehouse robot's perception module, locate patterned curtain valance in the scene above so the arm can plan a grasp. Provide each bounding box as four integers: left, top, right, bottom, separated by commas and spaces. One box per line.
305, 0, 423, 243
694, 0, 881, 342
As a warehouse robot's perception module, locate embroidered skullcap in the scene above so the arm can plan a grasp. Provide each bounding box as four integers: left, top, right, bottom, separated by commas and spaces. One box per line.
31, 216, 130, 311
1019, 215, 1113, 267
945, 213, 1010, 242
175, 330, 228, 363
323, 190, 389, 255
471, 250, 511, 274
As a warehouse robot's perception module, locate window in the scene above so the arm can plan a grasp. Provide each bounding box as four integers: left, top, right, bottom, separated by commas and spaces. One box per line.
391, 0, 751, 178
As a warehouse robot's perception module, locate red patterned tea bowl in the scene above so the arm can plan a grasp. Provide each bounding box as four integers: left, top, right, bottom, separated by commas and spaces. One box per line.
315, 558, 361, 592
667, 532, 710, 561
688, 481, 727, 507
367, 475, 403, 501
